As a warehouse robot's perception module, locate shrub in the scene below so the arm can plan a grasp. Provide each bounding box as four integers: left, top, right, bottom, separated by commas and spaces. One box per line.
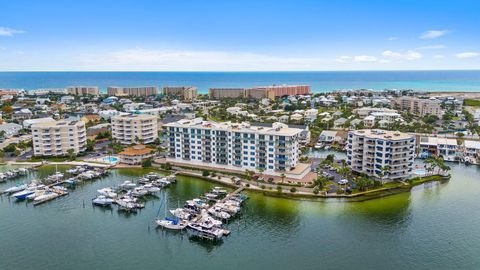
141, 158, 152, 168
202, 170, 210, 177
313, 188, 319, 195
290, 187, 297, 193
276, 185, 282, 193
260, 185, 266, 189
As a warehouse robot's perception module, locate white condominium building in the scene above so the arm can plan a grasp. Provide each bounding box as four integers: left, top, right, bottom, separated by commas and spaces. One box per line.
393, 97, 444, 117
66, 86, 99, 96
418, 137, 459, 161
32, 120, 87, 156
165, 118, 302, 173
347, 129, 415, 181
111, 114, 158, 144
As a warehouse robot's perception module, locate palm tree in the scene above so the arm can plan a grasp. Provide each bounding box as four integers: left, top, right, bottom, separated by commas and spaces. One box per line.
280, 173, 286, 184
380, 166, 390, 181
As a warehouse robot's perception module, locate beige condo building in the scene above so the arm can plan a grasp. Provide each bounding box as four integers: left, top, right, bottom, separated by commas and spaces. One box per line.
107, 86, 157, 97
32, 120, 87, 156
162, 86, 198, 101
66, 86, 99, 96
111, 114, 158, 144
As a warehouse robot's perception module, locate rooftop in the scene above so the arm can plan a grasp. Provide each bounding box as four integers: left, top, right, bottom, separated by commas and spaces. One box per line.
118, 145, 155, 156
350, 129, 414, 140
165, 118, 303, 136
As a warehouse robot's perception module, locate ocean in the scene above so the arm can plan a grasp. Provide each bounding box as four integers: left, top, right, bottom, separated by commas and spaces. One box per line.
0, 70, 479, 93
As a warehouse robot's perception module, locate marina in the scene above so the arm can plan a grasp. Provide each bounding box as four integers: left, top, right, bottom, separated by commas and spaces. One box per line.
1, 163, 480, 269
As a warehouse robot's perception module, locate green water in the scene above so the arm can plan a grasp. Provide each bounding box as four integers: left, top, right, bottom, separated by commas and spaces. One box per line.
1, 164, 480, 270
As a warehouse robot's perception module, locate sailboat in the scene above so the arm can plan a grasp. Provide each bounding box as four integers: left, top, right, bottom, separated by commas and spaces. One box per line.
155, 193, 187, 230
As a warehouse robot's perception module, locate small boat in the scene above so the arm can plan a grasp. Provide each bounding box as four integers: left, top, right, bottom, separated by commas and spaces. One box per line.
143, 183, 160, 194
97, 187, 117, 198
92, 195, 114, 206
27, 190, 45, 200
155, 194, 186, 230
131, 186, 148, 197
204, 193, 218, 200
208, 207, 231, 219
187, 222, 224, 240
211, 187, 227, 195
4, 184, 27, 194
34, 191, 59, 202
156, 217, 187, 230
11, 189, 35, 200
120, 180, 136, 190
170, 208, 192, 220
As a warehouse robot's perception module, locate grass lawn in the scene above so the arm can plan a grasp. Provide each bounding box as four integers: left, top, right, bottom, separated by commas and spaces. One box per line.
464, 99, 480, 107
25, 156, 70, 162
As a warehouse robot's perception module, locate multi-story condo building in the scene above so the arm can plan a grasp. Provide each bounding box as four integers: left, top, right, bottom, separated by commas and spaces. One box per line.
208, 85, 311, 100
353, 107, 399, 118
209, 88, 246, 99
393, 97, 444, 117
165, 118, 302, 174
66, 86, 99, 96
107, 86, 157, 97
162, 86, 198, 101
31, 120, 87, 156
111, 114, 158, 144
464, 140, 480, 165
250, 84, 311, 98
347, 129, 415, 181
418, 137, 459, 161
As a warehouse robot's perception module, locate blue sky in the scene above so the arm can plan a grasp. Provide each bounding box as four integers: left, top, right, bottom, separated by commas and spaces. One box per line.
0, 0, 479, 71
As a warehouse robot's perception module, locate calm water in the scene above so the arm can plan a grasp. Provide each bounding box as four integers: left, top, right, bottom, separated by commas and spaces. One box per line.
1, 164, 480, 270
1, 71, 480, 93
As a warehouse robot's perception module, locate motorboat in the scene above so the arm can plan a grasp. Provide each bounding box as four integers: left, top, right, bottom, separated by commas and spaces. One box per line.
131, 186, 148, 197
4, 184, 27, 194
33, 191, 59, 202
143, 183, 160, 194
97, 187, 117, 198
208, 207, 231, 219
11, 189, 35, 200
186, 198, 209, 209
169, 208, 192, 220
187, 222, 224, 240
92, 195, 114, 206
26, 190, 45, 200
120, 180, 136, 190
204, 193, 218, 200
211, 187, 227, 195
47, 172, 64, 182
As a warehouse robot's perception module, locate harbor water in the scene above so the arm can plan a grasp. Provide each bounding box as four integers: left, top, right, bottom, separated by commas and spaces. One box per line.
1, 164, 480, 270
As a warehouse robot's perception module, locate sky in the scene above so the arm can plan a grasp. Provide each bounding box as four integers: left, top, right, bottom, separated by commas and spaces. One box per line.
0, 0, 479, 71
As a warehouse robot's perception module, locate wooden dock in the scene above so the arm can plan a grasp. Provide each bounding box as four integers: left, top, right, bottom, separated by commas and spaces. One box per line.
218, 186, 245, 204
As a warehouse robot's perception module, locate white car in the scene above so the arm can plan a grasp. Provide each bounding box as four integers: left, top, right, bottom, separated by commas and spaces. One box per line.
338, 179, 349, 185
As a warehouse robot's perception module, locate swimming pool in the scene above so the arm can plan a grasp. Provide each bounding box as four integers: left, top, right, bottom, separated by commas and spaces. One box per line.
102, 156, 119, 164
414, 169, 427, 175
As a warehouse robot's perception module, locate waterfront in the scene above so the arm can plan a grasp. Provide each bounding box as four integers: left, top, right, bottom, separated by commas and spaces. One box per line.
1, 164, 480, 270
1, 71, 480, 93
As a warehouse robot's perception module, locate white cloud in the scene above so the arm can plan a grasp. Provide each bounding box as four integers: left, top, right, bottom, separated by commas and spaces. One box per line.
334, 55, 351, 62
387, 37, 398, 41
419, 30, 449, 39
382, 50, 422, 61
456, 52, 480, 59
416, 44, 445, 50
353, 55, 378, 62
75, 48, 329, 71
0, 27, 25, 36
434, 54, 445, 59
